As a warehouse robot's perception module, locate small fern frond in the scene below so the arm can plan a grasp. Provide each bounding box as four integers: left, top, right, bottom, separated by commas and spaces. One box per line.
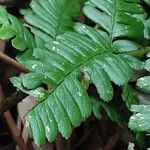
91, 97, 126, 128
21, 0, 82, 40
10, 31, 143, 145
122, 84, 139, 110
83, 0, 145, 52
139, 0, 150, 40
129, 105, 150, 132
129, 54, 150, 133
0, 0, 145, 146
0, 6, 35, 51
137, 57, 150, 94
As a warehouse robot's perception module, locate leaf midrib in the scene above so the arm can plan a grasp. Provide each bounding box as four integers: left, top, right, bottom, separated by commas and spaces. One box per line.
110, 0, 118, 44
34, 49, 112, 107
54, 0, 75, 39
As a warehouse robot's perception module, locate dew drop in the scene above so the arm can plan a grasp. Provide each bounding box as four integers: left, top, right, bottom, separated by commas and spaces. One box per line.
46, 125, 50, 133
82, 25, 86, 29
44, 76, 48, 79
33, 90, 45, 99
25, 121, 29, 127
41, 64, 44, 67
107, 90, 111, 93
53, 41, 59, 45
83, 68, 87, 72
138, 124, 142, 127
52, 46, 56, 51
140, 78, 144, 81
77, 91, 82, 97
131, 116, 135, 120
32, 64, 37, 69
136, 113, 142, 117
28, 115, 32, 119
38, 93, 45, 99
117, 29, 120, 32
137, 19, 140, 23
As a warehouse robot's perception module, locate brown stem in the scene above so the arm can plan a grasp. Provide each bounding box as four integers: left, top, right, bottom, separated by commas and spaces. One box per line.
103, 133, 120, 150
56, 135, 70, 150
0, 52, 27, 73
72, 126, 95, 150
0, 91, 27, 115
0, 86, 28, 150
0, 0, 19, 5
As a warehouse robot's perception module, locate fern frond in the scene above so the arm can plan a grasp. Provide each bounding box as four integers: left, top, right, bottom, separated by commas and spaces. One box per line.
0, 0, 145, 146
129, 105, 150, 132
0, 6, 35, 51
136, 59, 150, 94
91, 98, 126, 128
122, 84, 139, 109
129, 51, 150, 133
21, 0, 82, 40
82, 0, 145, 52
10, 30, 141, 145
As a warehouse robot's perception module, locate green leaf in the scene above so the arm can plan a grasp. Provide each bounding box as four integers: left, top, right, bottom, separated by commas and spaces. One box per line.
128, 142, 135, 150
140, 0, 150, 40
100, 101, 126, 128
137, 76, 150, 94
10, 77, 49, 101
0, 5, 9, 24
83, 0, 144, 52
21, 0, 82, 39
145, 0, 150, 5
91, 98, 125, 127
0, 0, 145, 146
136, 133, 145, 149
122, 84, 139, 109
10, 31, 137, 145
91, 98, 102, 120
147, 52, 150, 57
121, 55, 144, 71
129, 105, 150, 132
144, 17, 150, 40
0, 6, 36, 51
145, 59, 150, 71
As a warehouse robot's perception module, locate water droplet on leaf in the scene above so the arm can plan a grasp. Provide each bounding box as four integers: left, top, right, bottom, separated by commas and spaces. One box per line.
46, 125, 50, 133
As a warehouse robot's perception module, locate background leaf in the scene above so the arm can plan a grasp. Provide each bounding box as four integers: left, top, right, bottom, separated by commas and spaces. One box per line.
82, 0, 145, 52
129, 105, 150, 132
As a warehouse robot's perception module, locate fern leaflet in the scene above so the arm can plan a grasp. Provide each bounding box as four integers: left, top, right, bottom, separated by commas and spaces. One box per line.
0, 0, 145, 146
82, 0, 145, 52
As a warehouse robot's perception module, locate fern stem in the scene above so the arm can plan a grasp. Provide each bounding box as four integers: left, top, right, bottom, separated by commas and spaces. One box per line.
0, 86, 28, 150
0, 90, 27, 115
0, 52, 27, 73
0, 0, 18, 5
121, 46, 150, 58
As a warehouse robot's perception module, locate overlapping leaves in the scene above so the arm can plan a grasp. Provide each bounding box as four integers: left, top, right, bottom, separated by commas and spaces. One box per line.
129, 50, 150, 133
0, 0, 145, 146
129, 105, 150, 132
11, 30, 139, 146
83, 0, 145, 52
0, 5, 35, 51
